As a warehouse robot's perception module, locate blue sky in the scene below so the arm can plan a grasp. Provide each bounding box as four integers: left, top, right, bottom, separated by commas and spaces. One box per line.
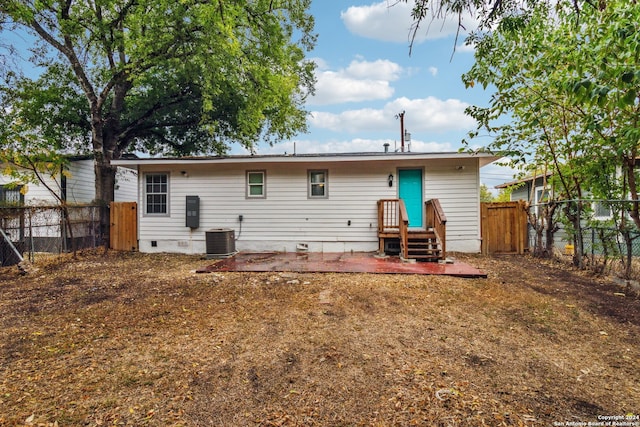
1, 1, 515, 189
245, 1, 515, 190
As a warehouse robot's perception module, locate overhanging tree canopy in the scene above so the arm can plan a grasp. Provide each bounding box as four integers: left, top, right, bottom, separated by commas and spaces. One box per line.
0, 0, 316, 212
458, 0, 640, 270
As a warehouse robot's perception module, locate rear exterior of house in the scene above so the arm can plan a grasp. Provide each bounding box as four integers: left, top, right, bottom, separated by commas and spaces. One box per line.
115, 152, 498, 256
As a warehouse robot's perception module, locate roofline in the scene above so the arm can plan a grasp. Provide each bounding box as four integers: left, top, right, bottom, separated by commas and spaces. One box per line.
495, 171, 553, 189
113, 151, 501, 168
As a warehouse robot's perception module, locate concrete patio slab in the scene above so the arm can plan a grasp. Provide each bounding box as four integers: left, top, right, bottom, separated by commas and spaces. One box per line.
196, 252, 487, 278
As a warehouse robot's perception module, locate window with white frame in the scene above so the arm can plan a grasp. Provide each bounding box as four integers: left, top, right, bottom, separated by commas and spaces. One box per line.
308, 170, 328, 198
246, 170, 266, 198
592, 201, 612, 219
145, 173, 168, 214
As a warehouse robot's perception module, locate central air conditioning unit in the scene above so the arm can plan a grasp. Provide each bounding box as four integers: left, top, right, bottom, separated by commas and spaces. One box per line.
205, 228, 236, 258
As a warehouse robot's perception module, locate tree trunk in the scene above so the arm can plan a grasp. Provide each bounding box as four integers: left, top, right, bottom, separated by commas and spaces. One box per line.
60, 203, 78, 258
90, 80, 127, 250
623, 230, 633, 279
543, 202, 558, 256
93, 151, 116, 248
570, 202, 585, 269
527, 209, 546, 257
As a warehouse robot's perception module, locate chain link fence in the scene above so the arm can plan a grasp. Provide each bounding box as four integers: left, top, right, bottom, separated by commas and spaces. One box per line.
527, 199, 640, 279
0, 205, 107, 266
579, 227, 640, 258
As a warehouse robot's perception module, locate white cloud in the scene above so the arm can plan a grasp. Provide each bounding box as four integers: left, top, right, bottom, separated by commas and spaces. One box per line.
341, 1, 478, 44
310, 57, 330, 70
309, 96, 475, 133
389, 96, 476, 131
309, 58, 403, 106
456, 42, 476, 53
309, 108, 389, 132
345, 58, 402, 81
428, 66, 438, 76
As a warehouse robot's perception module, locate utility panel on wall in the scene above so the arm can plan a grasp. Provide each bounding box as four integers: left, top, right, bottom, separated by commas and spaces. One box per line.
186, 195, 200, 228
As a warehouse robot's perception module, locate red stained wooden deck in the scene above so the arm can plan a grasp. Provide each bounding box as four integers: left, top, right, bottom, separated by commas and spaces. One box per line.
197, 252, 486, 278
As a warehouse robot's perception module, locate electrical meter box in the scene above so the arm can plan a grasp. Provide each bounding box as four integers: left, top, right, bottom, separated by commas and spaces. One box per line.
186, 195, 200, 228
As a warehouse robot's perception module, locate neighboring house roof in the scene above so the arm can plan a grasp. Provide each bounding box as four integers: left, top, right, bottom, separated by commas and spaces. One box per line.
495, 171, 553, 189
113, 151, 500, 168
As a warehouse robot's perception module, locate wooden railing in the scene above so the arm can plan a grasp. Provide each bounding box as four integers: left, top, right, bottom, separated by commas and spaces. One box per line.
377, 199, 409, 258
398, 201, 409, 259
425, 199, 447, 259
377, 199, 399, 233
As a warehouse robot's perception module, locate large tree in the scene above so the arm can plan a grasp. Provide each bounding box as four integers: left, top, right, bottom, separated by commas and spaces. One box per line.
0, 0, 316, 237
403, 0, 598, 44
459, 0, 640, 270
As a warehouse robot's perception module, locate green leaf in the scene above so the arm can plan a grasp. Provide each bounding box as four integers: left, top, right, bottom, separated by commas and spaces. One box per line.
621, 71, 635, 84
622, 89, 637, 106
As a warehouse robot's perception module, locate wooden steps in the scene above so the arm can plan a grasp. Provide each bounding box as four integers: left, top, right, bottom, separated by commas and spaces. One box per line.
406, 229, 442, 261
377, 199, 447, 262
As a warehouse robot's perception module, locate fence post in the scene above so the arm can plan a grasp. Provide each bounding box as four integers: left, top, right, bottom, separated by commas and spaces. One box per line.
28, 208, 34, 262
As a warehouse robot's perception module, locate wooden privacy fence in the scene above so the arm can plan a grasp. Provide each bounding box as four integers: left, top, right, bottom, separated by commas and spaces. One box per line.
481, 201, 528, 255
110, 202, 138, 251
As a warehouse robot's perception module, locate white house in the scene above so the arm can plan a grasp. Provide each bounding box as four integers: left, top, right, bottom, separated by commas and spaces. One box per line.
113, 151, 499, 257
0, 155, 137, 255
0, 155, 138, 205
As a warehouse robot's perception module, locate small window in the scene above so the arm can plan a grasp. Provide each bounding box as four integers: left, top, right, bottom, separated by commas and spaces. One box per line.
308, 170, 328, 199
0, 185, 23, 206
593, 201, 612, 219
145, 173, 168, 215
246, 171, 266, 198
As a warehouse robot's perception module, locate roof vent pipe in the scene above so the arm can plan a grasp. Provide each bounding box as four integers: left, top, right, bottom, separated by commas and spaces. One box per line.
383, 143, 390, 153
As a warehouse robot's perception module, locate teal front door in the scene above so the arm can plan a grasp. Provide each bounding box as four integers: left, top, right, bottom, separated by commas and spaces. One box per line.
398, 169, 423, 228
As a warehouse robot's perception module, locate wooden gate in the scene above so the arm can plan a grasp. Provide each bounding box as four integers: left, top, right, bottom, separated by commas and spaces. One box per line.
481, 201, 528, 255
110, 202, 138, 251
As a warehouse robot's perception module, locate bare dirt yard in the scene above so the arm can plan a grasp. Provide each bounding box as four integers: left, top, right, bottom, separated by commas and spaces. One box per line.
0, 251, 638, 426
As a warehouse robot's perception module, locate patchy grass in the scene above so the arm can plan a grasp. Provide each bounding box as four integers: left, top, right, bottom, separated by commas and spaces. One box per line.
0, 251, 638, 426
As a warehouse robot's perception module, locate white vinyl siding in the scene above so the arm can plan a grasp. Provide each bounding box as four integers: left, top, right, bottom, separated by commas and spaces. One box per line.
137, 161, 396, 251
424, 158, 482, 252
135, 157, 483, 254
115, 167, 138, 202
65, 159, 95, 203
64, 160, 138, 203
510, 184, 530, 202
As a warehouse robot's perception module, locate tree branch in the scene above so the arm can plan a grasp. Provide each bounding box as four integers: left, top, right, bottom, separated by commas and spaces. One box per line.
115, 89, 197, 150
